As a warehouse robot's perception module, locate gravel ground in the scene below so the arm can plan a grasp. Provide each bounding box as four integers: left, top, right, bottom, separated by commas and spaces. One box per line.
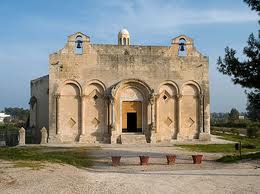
1, 144, 260, 194
0, 160, 260, 194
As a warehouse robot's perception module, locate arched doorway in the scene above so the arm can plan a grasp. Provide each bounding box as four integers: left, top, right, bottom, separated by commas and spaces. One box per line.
112, 79, 152, 142
120, 87, 144, 133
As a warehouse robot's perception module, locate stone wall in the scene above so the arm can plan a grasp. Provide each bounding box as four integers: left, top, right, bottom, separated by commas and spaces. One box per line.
30, 75, 49, 143
44, 32, 210, 143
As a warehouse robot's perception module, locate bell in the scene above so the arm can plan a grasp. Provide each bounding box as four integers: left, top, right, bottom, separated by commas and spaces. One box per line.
179, 43, 185, 51
76, 40, 82, 49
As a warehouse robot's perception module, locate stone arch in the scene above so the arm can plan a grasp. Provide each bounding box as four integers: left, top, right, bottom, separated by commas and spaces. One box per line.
157, 82, 179, 141
59, 82, 81, 142
157, 80, 180, 95
75, 35, 83, 54
180, 81, 201, 139
84, 80, 107, 143
58, 80, 82, 96
171, 35, 195, 57
181, 80, 201, 95
84, 79, 106, 95
112, 79, 152, 141
113, 79, 152, 100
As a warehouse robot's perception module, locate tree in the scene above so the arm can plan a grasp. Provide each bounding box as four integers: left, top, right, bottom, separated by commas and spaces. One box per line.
4, 107, 29, 123
217, 0, 260, 121
229, 108, 240, 122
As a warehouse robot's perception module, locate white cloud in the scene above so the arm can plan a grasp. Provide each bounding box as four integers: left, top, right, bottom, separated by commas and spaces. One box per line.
74, 0, 259, 43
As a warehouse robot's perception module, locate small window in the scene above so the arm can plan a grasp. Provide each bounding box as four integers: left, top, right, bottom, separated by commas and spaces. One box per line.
163, 95, 168, 100
123, 38, 126, 45
93, 95, 98, 100
75, 36, 83, 54
178, 38, 187, 56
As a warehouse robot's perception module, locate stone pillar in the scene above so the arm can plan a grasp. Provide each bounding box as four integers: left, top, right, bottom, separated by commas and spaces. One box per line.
150, 93, 157, 143
110, 97, 117, 144
199, 94, 204, 133
40, 127, 48, 144
176, 94, 182, 140
56, 94, 61, 135
199, 94, 211, 141
18, 127, 26, 145
103, 96, 111, 143
81, 95, 86, 136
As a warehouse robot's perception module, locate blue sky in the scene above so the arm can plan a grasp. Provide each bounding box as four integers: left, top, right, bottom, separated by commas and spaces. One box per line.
0, 0, 258, 112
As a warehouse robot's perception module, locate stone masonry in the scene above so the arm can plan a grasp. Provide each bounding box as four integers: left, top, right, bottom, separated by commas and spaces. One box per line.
30, 29, 211, 144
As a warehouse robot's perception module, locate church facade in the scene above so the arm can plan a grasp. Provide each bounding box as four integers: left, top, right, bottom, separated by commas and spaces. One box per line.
30, 29, 211, 144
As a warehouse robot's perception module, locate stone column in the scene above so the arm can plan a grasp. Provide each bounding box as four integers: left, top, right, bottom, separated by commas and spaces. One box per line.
81, 95, 86, 136
198, 94, 211, 141
199, 94, 204, 133
177, 94, 182, 140
18, 127, 26, 145
56, 94, 61, 135
110, 97, 117, 144
150, 93, 157, 143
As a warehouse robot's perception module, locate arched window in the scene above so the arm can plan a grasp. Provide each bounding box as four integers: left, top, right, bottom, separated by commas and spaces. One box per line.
75, 35, 83, 54
123, 38, 126, 45
178, 38, 187, 56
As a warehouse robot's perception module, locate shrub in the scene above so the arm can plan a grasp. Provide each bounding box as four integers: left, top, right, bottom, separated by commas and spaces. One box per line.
247, 128, 258, 138
230, 128, 239, 135
242, 144, 256, 149
247, 122, 260, 138
256, 130, 260, 138
212, 122, 247, 128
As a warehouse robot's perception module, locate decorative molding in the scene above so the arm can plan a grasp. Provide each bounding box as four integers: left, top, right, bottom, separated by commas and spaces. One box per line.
188, 117, 195, 127
92, 117, 100, 127
165, 117, 173, 127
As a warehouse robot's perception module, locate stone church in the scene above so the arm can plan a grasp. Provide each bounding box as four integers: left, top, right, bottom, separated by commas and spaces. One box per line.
29, 29, 211, 144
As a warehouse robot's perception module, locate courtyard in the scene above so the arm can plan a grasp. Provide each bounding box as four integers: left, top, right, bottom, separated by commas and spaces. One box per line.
1, 133, 260, 194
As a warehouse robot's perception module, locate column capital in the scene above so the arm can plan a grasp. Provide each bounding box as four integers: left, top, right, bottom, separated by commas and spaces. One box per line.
80, 94, 87, 99
109, 96, 115, 104
197, 94, 204, 100
149, 91, 157, 105
109, 124, 116, 131
54, 93, 61, 99
150, 122, 156, 131
177, 94, 183, 99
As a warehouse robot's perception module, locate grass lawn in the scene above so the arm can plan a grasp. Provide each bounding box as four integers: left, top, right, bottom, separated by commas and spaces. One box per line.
0, 146, 99, 169
177, 132, 260, 163
216, 152, 260, 163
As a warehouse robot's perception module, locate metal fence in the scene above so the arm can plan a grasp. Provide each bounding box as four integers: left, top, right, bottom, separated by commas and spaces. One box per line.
0, 130, 19, 147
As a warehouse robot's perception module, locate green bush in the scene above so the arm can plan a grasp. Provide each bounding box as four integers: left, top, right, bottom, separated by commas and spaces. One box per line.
0, 124, 19, 132
242, 144, 256, 149
246, 122, 260, 138
256, 130, 260, 138
230, 128, 239, 135
212, 122, 248, 128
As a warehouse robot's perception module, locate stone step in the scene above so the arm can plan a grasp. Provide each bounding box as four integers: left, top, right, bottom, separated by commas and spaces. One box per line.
121, 134, 147, 144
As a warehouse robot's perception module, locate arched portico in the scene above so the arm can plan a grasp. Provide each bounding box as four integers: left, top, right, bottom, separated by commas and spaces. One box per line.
110, 79, 152, 143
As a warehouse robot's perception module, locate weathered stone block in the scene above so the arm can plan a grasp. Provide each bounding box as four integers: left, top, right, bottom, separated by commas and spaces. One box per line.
40, 127, 48, 144
18, 127, 26, 145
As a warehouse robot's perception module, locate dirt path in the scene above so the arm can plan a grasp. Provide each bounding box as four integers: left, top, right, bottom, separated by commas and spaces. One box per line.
0, 159, 260, 194
1, 144, 260, 194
